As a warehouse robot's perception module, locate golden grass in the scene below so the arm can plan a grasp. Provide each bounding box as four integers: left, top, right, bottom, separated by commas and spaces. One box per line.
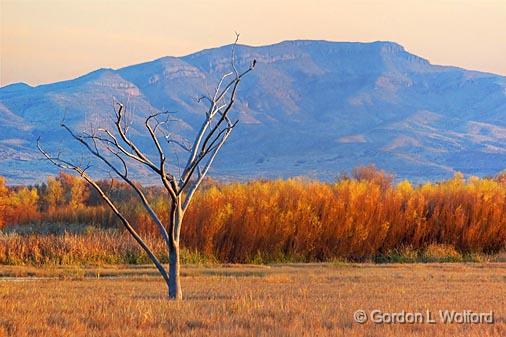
0, 263, 505, 336
2, 230, 504, 266
0, 231, 214, 265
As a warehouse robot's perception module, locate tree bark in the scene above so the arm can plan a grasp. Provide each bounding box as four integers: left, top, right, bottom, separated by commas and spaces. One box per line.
168, 242, 182, 300
168, 201, 183, 300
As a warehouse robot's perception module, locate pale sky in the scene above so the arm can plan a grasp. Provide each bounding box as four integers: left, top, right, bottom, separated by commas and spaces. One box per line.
1, 0, 505, 86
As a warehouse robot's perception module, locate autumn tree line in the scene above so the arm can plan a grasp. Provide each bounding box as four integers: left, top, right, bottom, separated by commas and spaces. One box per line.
1, 166, 505, 263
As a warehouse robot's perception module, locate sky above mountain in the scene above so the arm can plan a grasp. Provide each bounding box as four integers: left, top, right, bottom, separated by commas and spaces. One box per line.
1, 0, 505, 86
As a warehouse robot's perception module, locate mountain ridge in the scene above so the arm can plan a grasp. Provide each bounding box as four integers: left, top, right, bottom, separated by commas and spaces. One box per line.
1, 40, 505, 184
4, 40, 504, 89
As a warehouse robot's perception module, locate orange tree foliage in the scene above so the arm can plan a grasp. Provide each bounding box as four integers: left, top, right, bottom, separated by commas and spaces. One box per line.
0, 177, 39, 226
0, 177, 8, 228
1, 168, 505, 261
183, 174, 506, 261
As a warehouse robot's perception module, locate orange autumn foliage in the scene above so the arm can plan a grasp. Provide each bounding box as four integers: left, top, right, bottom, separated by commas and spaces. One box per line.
0, 177, 40, 226
1, 168, 505, 262
184, 173, 506, 261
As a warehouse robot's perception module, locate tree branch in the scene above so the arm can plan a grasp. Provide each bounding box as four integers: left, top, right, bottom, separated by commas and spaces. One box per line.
37, 138, 170, 285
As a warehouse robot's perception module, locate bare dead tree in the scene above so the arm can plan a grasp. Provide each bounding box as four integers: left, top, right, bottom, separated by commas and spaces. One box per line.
37, 36, 255, 300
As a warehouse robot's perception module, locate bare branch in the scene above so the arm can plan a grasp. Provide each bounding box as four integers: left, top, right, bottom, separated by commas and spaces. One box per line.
37, 138, 170, 286
114, 104, 160, 173
182, 125, 234, 211
231, 32, 240, 78
59, 123, 173, 249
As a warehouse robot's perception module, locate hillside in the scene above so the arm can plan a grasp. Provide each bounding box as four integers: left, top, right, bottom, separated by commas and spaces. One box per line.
1, 40, 505, 183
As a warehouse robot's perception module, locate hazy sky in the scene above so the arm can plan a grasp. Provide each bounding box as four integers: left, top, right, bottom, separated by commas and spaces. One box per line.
1, 0, 505, 86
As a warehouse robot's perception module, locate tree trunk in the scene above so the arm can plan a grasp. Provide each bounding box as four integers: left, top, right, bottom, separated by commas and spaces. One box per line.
168, 201, 183, 300
168, 242, 182, 300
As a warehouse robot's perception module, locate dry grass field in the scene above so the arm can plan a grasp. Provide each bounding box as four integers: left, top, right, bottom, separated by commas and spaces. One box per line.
0, 263, 505, 337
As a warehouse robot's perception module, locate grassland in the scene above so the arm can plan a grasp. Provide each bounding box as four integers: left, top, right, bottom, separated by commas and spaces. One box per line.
1, 263, 505, 337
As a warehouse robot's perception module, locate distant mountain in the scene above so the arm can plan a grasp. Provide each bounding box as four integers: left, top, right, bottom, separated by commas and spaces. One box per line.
1, 40, 505, 184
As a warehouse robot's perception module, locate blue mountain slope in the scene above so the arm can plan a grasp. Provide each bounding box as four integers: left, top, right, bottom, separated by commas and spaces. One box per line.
1, 40, 505, 184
